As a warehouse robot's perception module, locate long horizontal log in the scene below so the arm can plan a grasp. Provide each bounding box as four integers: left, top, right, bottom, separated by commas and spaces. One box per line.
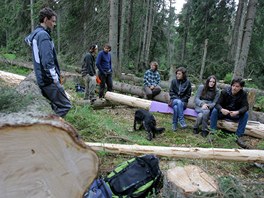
121, 73, 264, 96
113, 81, 171, 103
2, 58, 264, 96
2, 70, 264, 124
120, 73, 169, 89
113, 81, 264, 123
85, 142, 264, 163
105, 92, 264, 139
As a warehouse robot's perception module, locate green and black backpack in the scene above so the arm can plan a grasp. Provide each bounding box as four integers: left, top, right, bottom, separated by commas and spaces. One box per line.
104, 154, 163, 198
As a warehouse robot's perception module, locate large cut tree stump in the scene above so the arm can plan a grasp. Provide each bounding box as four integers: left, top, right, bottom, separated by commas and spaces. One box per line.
0, 71, 99, 198
0, 118, 99, 198
163, 165, 218, 197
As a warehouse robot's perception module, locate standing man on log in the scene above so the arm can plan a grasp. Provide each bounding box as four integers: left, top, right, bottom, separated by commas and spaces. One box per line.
210, 77, 249, 147
25, 7, 71, 117
96, 44, 113, 98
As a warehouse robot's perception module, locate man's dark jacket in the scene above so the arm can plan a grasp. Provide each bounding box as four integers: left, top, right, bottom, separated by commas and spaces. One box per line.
215, 87, 249, 115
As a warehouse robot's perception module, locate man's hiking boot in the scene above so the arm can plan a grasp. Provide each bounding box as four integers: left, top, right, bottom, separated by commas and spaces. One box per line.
193, 128, 199, 134
201, 130, 209, 137
236, 137, 250, 149
172, 123, 177, 132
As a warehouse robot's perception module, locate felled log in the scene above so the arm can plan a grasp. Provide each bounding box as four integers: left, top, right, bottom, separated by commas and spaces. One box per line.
0, 71, 99, 197
2, 70, 263, 123
85, 142, 264, 163
0, 70, 26, 86
111, 81, 264, 122
113, 81, 171, 102
163, 165, 218, 197
120, 73, 169, 89
105, 92, 264, 139
120, 73, 264, 96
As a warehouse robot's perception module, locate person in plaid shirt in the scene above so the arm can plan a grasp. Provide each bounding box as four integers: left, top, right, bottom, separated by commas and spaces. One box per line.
143, 61, 162, 100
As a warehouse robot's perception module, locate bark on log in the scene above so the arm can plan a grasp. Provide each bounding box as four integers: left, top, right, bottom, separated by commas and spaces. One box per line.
2, 70, 264, 124
120, 73, 264, 96
2, 58, 264, 96
163, 165, 218, 197
105, 92, 264, 139
113, 81, 171, 103
112, 81, 264, 123
0, 71, 99, 197
85, 142, 264, 163
120, 73, 169, 88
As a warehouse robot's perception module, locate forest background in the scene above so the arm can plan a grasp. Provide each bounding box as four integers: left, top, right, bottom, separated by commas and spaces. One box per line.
0, 0, 263, 89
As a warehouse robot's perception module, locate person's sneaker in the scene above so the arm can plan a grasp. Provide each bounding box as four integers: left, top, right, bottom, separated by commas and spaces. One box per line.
193, 128, 199, 134
172, 123, 177, 132
201, 130, 209, 137
179, 120, 187, 128
236, 137, 250, 149
207, 133, 215, 143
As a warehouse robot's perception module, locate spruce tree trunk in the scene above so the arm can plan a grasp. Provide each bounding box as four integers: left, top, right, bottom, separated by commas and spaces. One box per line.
233, 0, 258, 78
109, 0, 120, 78
199, 39, 208, 81
229, 0, 246, 61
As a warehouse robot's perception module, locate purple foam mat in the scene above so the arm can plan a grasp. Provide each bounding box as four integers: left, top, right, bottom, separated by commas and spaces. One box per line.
149, 101, 197, 117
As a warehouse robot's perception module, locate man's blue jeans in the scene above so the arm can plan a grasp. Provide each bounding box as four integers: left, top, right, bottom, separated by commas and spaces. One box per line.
172, 99, 186, 125
210, 108, 248, 137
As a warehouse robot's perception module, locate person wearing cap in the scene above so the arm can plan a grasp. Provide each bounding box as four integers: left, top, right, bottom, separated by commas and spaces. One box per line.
81, 44, 98, 101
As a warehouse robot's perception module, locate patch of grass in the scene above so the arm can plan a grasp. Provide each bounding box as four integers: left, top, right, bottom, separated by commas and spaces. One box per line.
256, 139, 264, 150
0, 86, 34, 113
0, 63, 31, 76
2, 53, 16, 60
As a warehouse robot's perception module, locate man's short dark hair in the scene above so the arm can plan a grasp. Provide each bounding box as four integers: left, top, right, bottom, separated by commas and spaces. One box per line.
104, 44, 111, 50
89, 44, 98, 51
231, 77, 245, 87
39, 7, 57, 23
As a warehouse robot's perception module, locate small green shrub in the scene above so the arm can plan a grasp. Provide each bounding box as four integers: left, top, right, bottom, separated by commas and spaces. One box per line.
0, 86, 33, 113
223, 73, 232, 84
0, 63, 31, 76
254, 96, 264, 112
2, 53, 16, 60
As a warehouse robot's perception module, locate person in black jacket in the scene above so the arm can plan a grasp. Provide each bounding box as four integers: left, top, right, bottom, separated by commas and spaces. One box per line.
81, 44, 98, 101
210, 77, 249, 141
25, 7, 71, 117
169, 67, 192, 131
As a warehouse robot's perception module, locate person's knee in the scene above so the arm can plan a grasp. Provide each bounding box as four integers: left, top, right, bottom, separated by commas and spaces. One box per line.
211, 108, 218, 115
147, 94, 153, 100
197, 113, 203, 119
244, 111, 249, 119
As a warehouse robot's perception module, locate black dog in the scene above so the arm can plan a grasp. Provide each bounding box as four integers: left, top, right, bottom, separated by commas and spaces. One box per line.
133, 109, 165, 141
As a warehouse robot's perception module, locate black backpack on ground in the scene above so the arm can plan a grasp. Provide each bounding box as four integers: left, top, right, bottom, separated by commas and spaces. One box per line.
104, 154, 163, 198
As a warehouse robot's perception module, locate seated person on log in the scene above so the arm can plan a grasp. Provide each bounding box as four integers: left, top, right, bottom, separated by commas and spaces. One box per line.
169, 66, 192, 131
210, 77, 249, 143
193, 75, 220, 137
143, 61, 162, 100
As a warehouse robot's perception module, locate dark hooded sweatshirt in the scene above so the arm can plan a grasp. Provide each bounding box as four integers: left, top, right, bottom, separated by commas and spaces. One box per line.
25, 25, 60, 87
